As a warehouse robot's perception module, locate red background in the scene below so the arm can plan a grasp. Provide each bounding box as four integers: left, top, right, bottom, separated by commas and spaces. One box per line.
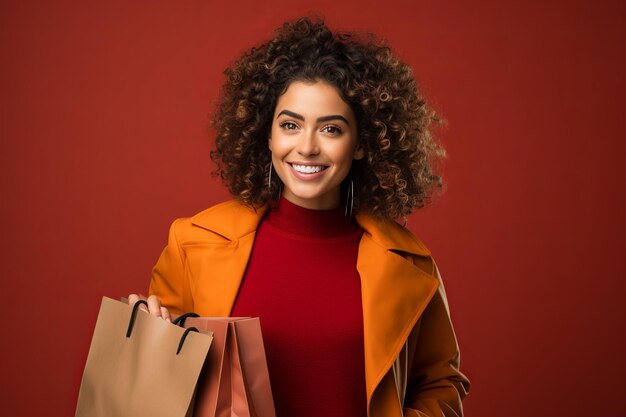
1, 1, 624, 416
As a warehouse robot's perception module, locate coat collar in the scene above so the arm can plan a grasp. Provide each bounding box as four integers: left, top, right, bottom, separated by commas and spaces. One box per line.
191, 199, 431, 257
190, 199, 438, 416
191, 199, 268, 240
354, 212, 431, 257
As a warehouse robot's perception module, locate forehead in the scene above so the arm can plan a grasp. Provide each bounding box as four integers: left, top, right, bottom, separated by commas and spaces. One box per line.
274, 81, 354, 119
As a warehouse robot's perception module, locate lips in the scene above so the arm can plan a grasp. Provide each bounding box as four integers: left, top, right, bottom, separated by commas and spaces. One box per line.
291, 163, 328, 173
288, 162, 329, 180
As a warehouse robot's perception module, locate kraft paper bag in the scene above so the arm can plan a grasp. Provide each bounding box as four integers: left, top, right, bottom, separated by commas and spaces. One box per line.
174, 316, 276, 417
75, 297, 213, 417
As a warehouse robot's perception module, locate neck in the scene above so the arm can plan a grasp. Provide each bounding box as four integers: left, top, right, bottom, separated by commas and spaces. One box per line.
266, 197, 360, 239
281, 190, 340, 210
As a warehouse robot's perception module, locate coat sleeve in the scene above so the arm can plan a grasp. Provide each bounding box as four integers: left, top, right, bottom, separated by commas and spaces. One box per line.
402, 260, 470, 417
148, 218, 194, 315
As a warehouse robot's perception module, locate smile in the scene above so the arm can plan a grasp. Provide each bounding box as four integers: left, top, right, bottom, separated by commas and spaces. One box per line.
291, 163, 328, 174
288, 163, 329, 180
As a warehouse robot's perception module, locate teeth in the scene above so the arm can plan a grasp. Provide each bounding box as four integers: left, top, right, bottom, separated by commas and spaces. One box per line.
292, 164, 326, 174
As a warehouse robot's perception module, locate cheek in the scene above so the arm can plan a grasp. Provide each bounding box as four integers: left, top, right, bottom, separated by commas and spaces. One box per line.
272, 142, 289, 158
330, 141, 359, 164
268, 126, 277, 151
269, 133, 288, 155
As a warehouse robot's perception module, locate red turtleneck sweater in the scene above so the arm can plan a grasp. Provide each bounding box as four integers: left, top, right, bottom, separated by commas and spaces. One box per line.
231, 198, 366, 417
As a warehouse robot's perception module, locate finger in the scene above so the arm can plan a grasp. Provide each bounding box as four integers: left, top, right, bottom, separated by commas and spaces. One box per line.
160, 306, 171, 322
147, 295, 162, 317
128, 294, 148, 313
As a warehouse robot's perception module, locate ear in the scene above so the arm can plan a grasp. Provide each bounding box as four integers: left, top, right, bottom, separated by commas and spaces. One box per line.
353, 145, 365, 160
268, 136, 272, 151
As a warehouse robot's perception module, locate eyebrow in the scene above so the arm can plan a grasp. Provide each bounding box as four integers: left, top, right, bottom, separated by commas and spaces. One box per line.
276, 110, 350, 125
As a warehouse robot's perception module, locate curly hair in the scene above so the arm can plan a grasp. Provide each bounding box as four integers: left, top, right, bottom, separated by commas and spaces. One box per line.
210, 16, 446, 220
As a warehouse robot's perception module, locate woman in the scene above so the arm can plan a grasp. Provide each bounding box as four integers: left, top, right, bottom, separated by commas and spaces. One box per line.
130, 17, 470, 417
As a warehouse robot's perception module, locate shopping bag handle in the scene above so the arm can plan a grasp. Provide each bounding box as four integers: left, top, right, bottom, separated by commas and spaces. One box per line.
171, 313, 202, 355
172, 312, 200, 327
124, 300, 200, 355
177, 327, 199, 355
126, 300, 149, 338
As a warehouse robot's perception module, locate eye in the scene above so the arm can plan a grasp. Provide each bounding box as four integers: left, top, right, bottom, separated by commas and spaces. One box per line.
279, 121, 299, 130
322, 125, 342, 135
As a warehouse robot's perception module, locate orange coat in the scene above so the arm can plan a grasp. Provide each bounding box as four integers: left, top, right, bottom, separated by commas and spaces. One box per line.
149, 200, 470, 417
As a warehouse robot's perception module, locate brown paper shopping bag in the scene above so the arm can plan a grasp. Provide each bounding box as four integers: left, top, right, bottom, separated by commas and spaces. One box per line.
75, 297, 213, 417
173, 315, 276, 417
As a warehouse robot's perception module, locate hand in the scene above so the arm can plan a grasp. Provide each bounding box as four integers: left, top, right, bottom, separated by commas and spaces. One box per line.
127, 293, 171, 322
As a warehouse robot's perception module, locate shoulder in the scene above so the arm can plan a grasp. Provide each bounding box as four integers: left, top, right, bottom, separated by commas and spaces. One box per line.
168, 199, 268, 244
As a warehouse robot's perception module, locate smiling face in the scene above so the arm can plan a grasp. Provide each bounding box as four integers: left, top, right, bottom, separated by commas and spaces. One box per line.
269, 80, 364, 210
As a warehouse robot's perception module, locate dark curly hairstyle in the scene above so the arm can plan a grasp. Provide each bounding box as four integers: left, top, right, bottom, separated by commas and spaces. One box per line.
210, 16, 445, 220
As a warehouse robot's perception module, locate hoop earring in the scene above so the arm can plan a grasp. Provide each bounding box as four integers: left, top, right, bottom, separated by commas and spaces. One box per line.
345, 175, 354, 220
268, 161, 273, 192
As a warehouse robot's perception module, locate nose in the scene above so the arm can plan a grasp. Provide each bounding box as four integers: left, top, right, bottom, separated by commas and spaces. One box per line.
296, 130, 319, 156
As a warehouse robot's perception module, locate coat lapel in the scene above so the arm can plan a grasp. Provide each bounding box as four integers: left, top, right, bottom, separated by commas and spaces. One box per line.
355, 214, 440, 415
189, 200, 267, 316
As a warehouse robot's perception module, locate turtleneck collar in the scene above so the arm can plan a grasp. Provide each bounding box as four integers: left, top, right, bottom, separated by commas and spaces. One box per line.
265, 197, 363, 240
